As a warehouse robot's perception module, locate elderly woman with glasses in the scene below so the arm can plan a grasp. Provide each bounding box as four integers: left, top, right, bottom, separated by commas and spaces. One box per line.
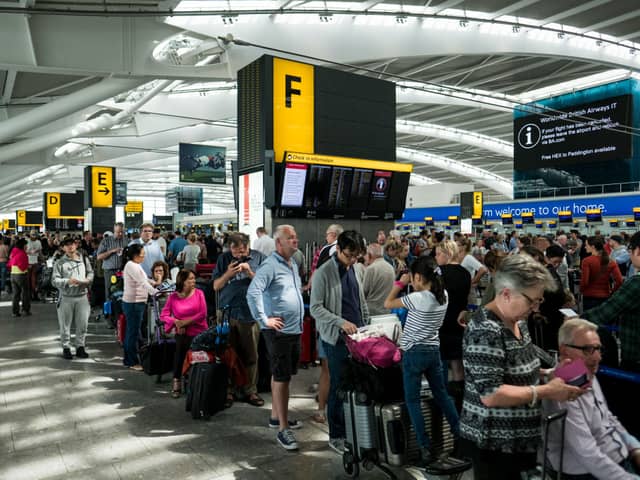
460, 254, 584, 480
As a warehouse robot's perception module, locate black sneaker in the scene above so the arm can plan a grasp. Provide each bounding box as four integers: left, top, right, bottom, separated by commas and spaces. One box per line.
12, 313, 21, 318
418, 446, 433, 467
76, 347, 89, 359
22, 311, 32, 317
62, 348, 73, 360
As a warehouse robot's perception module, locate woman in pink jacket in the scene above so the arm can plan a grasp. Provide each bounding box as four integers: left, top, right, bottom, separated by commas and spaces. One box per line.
122, 244, 157, 371
160, 269, 208, 398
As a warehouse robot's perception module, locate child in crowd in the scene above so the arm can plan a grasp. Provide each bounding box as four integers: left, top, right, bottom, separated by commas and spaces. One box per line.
384, 256, 459, 467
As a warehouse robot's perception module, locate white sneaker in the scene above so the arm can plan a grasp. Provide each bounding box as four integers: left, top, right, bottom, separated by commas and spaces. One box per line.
328, 437, 345, 454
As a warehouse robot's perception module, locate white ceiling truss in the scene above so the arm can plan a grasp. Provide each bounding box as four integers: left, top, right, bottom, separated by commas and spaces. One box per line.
1, 0, 640, 216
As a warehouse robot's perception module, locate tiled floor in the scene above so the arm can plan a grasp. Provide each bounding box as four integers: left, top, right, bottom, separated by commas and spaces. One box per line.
0, 297, 457, 480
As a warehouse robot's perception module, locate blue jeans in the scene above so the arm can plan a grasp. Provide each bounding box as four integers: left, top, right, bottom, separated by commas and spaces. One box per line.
0, 262, 6, 292
122, 301, 146, 367
402, 344, 459, 448
324, 339, 349, 440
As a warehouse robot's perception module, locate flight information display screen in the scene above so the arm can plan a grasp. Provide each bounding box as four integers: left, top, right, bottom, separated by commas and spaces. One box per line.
275, 160, 409, 220
280, 163, 308, 207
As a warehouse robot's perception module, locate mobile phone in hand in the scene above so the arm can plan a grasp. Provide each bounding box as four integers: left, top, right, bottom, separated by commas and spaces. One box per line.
555, 358, 591, 388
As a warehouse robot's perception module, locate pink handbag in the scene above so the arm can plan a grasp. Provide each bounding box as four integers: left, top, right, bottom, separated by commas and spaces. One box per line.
345, 334, 402, 368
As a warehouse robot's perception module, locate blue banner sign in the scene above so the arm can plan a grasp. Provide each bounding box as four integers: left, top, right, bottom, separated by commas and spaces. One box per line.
402, 193, 640, 222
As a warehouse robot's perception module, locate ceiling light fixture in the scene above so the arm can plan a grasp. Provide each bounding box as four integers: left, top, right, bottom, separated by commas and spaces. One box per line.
222, 14, 238, 25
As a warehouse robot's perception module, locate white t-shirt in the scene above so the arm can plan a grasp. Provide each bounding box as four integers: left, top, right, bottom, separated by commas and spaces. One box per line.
182, 244, 201, 266
26, 239, 42, 265
253, 235, 276, 257
156, 236, 167, 256
401, 289, 448, 350
461, 254, 483, 278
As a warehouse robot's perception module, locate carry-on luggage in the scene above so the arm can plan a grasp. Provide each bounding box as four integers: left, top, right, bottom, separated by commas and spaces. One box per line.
140, 289, 176, 377
185, 359, 229, 420
375, 396, 456, 467
299, 310, 317, 365
343, 389, 394, 479
116, 312, 126, 345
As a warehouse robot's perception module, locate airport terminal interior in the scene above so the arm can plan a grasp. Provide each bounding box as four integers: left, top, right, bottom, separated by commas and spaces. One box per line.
2, 0, 640, 479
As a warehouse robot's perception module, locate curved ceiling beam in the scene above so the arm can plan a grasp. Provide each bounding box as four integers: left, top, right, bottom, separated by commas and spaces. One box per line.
397, 147, 513, 198
0, 80, 171, 165
166, 15, 640, 73
396, 119, 513, 157
410, 173, 440, 186
0, 77, 144, 144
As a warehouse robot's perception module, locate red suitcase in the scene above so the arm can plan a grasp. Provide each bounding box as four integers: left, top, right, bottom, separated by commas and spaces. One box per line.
299, 312, 317, 365
116, 313, 126, 346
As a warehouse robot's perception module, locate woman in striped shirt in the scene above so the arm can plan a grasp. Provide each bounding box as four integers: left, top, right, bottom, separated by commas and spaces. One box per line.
384, 256, 459, 467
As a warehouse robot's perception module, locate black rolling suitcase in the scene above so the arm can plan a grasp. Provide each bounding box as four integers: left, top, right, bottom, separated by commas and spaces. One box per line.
139, 288, 176, 377
185, 360, 229, 420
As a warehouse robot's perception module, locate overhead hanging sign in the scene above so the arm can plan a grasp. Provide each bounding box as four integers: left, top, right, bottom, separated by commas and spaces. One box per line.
16, 210, 26, 227
91, 166, 114, 208
45, 193, 61, 218
124, 200, 143, 213
273, 57, 315, 164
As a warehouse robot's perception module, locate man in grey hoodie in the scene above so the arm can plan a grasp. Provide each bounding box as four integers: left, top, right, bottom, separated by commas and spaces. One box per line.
52, 235, 94, 360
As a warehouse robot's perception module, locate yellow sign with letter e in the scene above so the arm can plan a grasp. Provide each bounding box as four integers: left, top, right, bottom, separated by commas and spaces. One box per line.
91, 166, 114, 208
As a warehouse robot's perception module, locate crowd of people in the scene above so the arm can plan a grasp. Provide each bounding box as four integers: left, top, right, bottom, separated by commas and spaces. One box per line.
2, 222, 640, 478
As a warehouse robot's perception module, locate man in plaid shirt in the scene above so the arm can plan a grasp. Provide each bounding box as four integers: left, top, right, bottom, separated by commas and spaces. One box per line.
583, 231, 640, 372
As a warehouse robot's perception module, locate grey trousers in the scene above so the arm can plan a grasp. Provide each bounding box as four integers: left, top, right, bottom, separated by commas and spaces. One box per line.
57, 295, 91, 349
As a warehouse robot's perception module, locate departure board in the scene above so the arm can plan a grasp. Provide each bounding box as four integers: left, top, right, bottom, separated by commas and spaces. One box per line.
350, 168, 373, 211
327, 167, 352, 209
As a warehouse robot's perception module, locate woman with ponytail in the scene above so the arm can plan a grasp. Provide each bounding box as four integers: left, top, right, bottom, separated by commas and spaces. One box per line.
384, 256, 459, 466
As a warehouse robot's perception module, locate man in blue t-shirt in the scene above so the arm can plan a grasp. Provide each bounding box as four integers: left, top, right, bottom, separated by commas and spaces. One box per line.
167, 231, 187, 267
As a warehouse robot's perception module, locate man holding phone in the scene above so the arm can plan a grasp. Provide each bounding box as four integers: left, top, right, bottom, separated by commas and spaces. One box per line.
542, 319, 640, 479
96, 222, 127, 303
213, 233, 266, 407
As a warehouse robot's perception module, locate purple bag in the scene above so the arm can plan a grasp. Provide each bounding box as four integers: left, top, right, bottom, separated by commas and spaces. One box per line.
345, 334, 402, 368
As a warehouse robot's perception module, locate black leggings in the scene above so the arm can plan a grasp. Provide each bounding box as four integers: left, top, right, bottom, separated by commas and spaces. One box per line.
460, 439, 536, 480
173, 334, 194, 380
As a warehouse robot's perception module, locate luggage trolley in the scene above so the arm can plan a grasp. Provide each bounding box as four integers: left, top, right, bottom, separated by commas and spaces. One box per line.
342, 387, 471, 479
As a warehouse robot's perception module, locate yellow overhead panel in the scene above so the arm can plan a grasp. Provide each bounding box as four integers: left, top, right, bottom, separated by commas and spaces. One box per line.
16, 210, 26, 226
125, 201, 143, 213
45, 193, 61, 218
284, 151, 413, 173
91, 166, 114, 208
473, 192, 483, 217
273, 58, 315, 163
